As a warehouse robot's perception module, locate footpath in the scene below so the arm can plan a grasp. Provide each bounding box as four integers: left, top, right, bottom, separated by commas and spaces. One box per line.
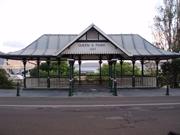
0, 88, 179, 97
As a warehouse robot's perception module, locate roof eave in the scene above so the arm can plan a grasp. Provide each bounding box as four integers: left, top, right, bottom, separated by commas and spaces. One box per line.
132, 54, 180, 60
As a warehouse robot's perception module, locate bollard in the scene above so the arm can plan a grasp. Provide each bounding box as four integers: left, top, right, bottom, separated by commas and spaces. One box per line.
110, 78, 113, 92
68, 79, 73, 96
72, 79, 74, 95
113, 80, 118, 96
16, 82, 20, 96
166, 84, 169, 96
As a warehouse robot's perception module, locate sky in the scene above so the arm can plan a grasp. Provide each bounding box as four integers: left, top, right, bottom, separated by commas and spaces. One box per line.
0, 0, 160, 53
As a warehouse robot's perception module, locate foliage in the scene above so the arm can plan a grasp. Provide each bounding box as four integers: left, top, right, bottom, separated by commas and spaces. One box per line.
153, 0, 180, 52
160, 58, 180, 87
101, 62, 141, 76
30, 61, 69, 77
0, 69, 15, 89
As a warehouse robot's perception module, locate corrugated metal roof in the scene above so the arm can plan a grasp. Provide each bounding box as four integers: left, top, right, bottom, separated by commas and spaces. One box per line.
1, 24, 179, 60
109, 34, 179, 58
8, 34, 77, 56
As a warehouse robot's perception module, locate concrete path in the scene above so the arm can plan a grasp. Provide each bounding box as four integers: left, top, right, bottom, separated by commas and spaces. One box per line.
0, 88, 179, 97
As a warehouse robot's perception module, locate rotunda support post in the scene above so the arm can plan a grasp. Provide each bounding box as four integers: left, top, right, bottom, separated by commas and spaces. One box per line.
132, 59, 136, 88
141, 59, 144, 86
155, 59, 160, 88
99, 56, 102, 84
22, 59, 27, 88
47, 58, 50, 88
78, 56, 81, 85
37, 58, 40, 87
68, 58, 75, 96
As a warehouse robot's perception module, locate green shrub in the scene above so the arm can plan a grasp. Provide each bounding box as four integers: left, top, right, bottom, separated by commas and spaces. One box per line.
160, 58, 180, 88
0, 69, 15, 89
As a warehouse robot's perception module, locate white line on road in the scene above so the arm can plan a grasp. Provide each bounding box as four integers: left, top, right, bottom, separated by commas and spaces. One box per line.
0, 102, 180, 108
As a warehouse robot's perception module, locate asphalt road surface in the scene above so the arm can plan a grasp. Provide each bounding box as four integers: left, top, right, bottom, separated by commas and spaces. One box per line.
0, 96, 180, 135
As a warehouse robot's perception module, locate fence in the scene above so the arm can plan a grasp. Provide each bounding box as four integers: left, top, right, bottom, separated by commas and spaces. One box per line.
26, 77, 69, 89
74, 75, 108, 86
25, 75, 156, 89
116, 76, 156, 88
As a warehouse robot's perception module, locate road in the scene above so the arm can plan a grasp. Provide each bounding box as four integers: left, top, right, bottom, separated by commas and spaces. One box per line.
0, 96, 180, 135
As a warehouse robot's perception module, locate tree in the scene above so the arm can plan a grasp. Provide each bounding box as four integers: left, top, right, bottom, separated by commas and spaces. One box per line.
30, 61, 69, 77
176, 0, 180, 52
153, 0, 180, 88
153, 0, 180, 52
0, 69, 14, 89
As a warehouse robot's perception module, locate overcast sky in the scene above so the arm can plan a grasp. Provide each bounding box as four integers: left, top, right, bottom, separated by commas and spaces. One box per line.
0, 0, 160, 53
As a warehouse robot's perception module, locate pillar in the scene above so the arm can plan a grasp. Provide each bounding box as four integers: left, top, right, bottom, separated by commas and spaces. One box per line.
141, 59, 144, 86
57, 58, 61, 78
47, 58, 50, 88
112, 59, 117, 96
113, 60, 117, 79
78, 58, 81, 85
108, 60, 113, 89
155, 60, 159, 88
118, 59, 123, 89
72, 60, 75, 79
166, 59, 169, 96
23, 59, 27, 88
120, 59, 123, 78
132, 59, 136, 87
68, 59, 75, 96
37, 59, 40, 77
68, 59, 75, 79
37, 58, 40, 87
99, 58, 102, 84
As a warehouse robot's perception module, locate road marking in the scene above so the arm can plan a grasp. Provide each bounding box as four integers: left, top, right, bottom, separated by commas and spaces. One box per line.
0, 102, 180, 108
